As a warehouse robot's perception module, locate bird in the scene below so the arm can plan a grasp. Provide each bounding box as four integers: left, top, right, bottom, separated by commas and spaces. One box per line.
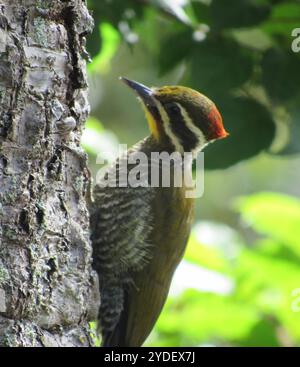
90, 77, 228, 347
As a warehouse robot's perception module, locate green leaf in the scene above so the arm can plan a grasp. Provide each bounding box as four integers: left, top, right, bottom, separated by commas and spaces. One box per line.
255, 238, 300, 266
189, 0, 211, 24
230, 28, 273, 51
84, 116, 104, 132
234, 248, 300, 343
261, 48, 300, 103
134, 7, 162, 54
151, 290, 265, 346
238, 319, 280, 347
184, 233, 231, 273
204, 97, 276, 169
236, 192, 300, 257
261, 2, 300, 37
88, 23, 120, 74
188, 38, 254, 98
210, 0, 271, 30
81, 117, 119, 157
236, 249, 300, 303
158, 29, 194, 76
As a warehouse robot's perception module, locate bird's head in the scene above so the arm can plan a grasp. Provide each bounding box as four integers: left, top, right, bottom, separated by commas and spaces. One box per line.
120, 77, 228, 154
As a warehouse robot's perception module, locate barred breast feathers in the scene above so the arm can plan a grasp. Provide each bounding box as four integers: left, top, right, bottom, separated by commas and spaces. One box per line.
91, 139, 156, 278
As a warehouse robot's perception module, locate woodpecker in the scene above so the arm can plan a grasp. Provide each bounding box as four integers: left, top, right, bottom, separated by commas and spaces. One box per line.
90, 78, 228, 347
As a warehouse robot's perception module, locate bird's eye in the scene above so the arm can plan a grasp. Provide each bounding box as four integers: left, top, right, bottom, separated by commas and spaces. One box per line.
165, 103, 180, 115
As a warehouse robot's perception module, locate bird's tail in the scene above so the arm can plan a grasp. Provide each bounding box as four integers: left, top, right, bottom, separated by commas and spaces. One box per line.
99, 283, 128, 347
101, 318, 126, 347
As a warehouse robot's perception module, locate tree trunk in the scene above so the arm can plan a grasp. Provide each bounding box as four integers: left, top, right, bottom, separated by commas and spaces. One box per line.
0, 0, 99, 346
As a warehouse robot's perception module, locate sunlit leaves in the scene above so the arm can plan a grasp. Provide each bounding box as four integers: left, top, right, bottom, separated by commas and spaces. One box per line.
184, 221, 241, 273
234, 248, 300, 342
236, 192, 300, 256
233, 192, 300, 342
151, 290, 268, 346
185, 233, 231, 273
150, 193, 300, 346
81, 117, 119, 159
233, 192, 300, 341
261, 2, 300, 37
88, 23, 120, 74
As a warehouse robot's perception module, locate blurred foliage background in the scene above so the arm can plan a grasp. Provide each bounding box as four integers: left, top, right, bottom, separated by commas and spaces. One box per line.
84, 0, 300, 346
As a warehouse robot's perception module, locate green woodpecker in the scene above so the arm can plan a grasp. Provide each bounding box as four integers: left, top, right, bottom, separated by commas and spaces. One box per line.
90, 78, 228, 347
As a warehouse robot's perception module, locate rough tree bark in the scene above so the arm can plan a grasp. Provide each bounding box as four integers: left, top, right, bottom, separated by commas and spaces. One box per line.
0, 0, 100, 346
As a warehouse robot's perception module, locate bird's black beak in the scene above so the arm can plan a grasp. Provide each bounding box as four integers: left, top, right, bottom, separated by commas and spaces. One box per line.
120, 77, 156, 107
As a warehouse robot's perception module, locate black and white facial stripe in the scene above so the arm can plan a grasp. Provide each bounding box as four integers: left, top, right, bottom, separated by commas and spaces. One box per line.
153, 100, 208, 153
165, 102, 200, 152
